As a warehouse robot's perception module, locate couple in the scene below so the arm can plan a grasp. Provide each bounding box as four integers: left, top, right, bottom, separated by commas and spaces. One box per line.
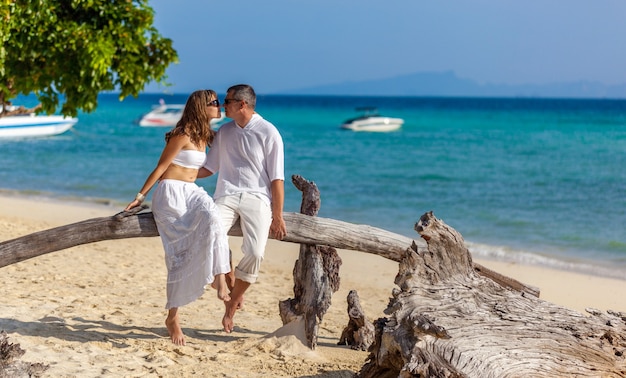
124, 84, 287, 346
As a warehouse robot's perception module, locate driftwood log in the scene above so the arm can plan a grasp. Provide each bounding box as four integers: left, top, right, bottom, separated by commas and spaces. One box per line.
0, 207, 538, 298
357, 211, 626, 378
278, 175, 342, 349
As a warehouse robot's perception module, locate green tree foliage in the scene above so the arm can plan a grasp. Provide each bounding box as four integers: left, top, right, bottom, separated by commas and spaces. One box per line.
0, 0, 178, 117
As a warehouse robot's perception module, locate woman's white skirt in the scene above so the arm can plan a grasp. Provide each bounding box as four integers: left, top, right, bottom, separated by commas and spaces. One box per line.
152, 179, 231, 309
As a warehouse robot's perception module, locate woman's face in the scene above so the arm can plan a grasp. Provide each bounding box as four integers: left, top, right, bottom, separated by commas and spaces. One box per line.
207, 95, 221, 119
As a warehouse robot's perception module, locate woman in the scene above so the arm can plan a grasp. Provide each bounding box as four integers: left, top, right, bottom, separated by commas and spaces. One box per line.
125, 90, 231, 346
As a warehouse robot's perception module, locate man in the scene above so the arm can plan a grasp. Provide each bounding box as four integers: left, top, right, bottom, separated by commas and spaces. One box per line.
199, 84, 287, 333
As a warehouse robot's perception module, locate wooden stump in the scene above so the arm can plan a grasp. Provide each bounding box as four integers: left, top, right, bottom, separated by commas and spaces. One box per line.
338, 290, 375, 351
278, 175, 342, 349
358, 211, 626, 378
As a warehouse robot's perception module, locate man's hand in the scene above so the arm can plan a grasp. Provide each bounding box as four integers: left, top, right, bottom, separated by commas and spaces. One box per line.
270, 215, 287, 240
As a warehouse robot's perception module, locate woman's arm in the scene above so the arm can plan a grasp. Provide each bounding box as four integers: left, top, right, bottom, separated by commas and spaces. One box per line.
124, 135, 188, 211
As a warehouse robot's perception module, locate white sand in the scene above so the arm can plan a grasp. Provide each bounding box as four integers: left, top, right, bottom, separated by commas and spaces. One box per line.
1, 194, 625, 377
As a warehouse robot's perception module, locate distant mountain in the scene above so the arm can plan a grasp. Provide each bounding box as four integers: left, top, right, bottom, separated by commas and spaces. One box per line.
278, 71, 626, 99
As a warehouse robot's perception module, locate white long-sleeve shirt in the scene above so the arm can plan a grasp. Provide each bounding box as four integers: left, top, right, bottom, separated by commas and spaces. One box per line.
204, 113, 284, 205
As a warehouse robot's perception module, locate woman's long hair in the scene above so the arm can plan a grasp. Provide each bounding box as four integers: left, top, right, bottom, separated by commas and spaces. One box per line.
165, 89, 217, 147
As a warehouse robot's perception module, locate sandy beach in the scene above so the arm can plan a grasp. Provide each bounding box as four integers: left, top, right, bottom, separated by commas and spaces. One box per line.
1, 193, 625, 377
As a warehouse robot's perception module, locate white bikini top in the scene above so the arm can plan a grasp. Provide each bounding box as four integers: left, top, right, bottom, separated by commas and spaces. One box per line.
171, 149, 205, 169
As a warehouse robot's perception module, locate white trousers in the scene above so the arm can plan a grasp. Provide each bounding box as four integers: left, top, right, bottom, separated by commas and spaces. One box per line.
216, 192, 272, 283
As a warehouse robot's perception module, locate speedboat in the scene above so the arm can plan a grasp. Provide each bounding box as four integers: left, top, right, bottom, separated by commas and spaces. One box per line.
138, 103, 225, 127
341, 107, 403, 132
138, 103, 184, 127
0, 114, 78, 138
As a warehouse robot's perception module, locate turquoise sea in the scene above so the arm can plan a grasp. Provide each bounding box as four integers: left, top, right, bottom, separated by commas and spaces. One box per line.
1, 93, 625, 279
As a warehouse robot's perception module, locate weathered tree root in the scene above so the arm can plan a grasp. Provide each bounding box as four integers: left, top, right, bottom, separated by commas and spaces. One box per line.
358, 211, 626, 378
0, 331, 48, 378
338, 290, 375, 351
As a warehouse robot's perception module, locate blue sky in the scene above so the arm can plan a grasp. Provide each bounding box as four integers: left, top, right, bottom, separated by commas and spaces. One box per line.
146, 0, 626, 95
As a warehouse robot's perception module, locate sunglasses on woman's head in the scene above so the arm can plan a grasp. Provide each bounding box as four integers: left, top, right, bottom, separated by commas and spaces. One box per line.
207, 99, 220, 107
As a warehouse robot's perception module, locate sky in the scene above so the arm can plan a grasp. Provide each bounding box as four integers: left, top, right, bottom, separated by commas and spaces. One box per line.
145, 0, 626, 95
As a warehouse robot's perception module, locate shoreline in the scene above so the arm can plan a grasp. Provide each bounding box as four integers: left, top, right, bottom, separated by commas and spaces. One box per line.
1, 192, 626, 376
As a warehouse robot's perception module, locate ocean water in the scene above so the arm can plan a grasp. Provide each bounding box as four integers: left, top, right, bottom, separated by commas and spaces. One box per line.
1, 93, 625, 279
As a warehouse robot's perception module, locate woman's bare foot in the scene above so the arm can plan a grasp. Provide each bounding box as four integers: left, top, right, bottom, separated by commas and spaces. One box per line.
211, 274, 231, 302
165, 308, 185, 345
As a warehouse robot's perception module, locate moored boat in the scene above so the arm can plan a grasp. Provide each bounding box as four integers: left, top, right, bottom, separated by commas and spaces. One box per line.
0, 114, 78, 139
138, 102, 225, 127
341, 107, 403, 132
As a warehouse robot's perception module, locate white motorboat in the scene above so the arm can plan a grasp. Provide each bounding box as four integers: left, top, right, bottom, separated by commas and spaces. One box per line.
138, 103, 225, 127
341, 107, 403, 132
0, 114, 77, 138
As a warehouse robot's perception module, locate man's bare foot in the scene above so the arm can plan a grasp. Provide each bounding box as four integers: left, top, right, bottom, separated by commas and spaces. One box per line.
222, 272, 243, 308
221, 295, 243, 333
165, 310, 185, 345
222, 314, 234, 333
220, 278, 250, 332
211, 274, 231, 302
